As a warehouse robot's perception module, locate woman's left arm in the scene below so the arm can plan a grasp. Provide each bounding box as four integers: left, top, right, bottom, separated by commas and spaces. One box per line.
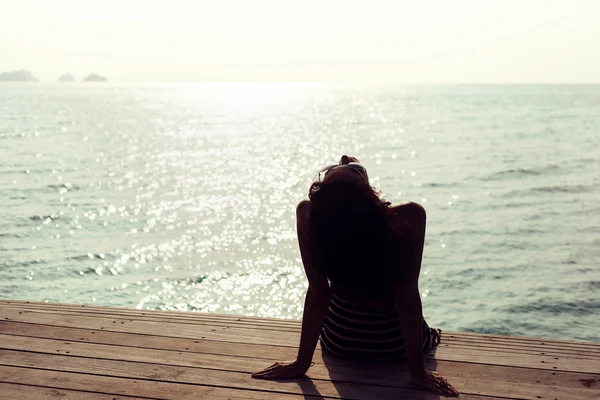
393, 282, 426, 377
394, 284, 458, 397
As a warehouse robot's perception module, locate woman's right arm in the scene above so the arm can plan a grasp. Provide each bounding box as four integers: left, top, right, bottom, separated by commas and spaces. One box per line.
252, 200, 330, 379
390, 202, 459, 397
295, 201, 331, 367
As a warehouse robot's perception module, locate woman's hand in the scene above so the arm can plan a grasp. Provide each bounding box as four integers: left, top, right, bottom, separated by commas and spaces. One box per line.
412, 370, 459, 397
251, 360, 311, 380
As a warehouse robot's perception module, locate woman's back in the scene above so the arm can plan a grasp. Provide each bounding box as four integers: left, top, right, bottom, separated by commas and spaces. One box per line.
252, 155, 459, 397
308, 177, 403, 293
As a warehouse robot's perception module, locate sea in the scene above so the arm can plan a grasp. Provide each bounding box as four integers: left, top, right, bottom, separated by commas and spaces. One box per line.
1, 83, 598, 342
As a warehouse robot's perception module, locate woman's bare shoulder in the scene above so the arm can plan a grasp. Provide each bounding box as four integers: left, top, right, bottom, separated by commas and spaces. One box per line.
296, 200, 311, 222
297, 199, 311, 212
388, 202, 426, 224
389, 201, 426, 212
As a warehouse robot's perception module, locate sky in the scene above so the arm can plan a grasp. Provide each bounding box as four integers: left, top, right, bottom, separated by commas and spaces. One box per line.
1, 0, 599, 83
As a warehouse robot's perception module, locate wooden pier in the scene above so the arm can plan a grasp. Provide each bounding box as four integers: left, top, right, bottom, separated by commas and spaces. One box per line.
0, 300, 598, 399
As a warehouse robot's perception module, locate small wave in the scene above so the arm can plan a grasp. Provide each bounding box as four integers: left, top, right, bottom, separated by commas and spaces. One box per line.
421, 182, 459, 188
4, 259, 48, 269
78, 266, 111, 276
568, 157, 597, 167
584, 281, 600, 290
485, 200, 538, 209
515, 227, 545, 234
505, 299, 600, 317
0, 229, 30, 238
172, 276, 208, 285
460, 324, 515, 337
46, 182, 81, 191
567, 280, 600, 291
481, 165, 560, 181
500, 183, 596, 198
530, 184, 593, 194
461, 320, 568, 339
69, 252, 112, 261
572, 207, 600, 218
436, 228, 488, 236
29, 214, 61, 221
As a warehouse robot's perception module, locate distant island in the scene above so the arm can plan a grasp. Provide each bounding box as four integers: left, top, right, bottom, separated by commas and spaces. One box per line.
0, 69, 38, 82
82, 74, 107, 82
58, 73, 75, 82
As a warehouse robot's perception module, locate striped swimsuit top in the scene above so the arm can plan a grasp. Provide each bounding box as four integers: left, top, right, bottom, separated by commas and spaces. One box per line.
319, 286, 441, 361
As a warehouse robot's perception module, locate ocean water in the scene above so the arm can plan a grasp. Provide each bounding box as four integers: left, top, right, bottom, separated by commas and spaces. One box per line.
1, 83, 598, 342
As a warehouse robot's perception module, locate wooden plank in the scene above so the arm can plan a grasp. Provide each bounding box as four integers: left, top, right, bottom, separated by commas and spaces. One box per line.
4, 318, 593, 364
0, 301, 302, 332
0, 301, 600, 351
0, 320, 298, 361
0, 309, 301, 347
1, 333, 599, 400
448, 331, 600, 348
3, 307, 596, 361
0, 300, 302, 328
0, 365, 313, 399
0, 306, 299, 334
3, 319, 596, 392
3, 301, 599, 351
0, 382, 143, 400
1, 317, 597, 377
2, 312, 599, 374
437, 342, 600, 360
0, 350, 496, 400
4, 306, 599, 359
2, 301, 599, 399
444, 333, 600, 353
1, 319, 593, 384
3, 303, 599, 356
3, 301, 599, 365
440, 338, 600, 358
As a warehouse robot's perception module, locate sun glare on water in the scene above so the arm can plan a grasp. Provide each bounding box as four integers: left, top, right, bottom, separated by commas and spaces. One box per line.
178, 82, 337, 114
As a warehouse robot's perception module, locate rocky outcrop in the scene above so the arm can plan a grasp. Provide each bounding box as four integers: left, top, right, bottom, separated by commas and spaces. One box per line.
82, 74, 107, 82
58, 73, 75, 82
0, 69, 38, 81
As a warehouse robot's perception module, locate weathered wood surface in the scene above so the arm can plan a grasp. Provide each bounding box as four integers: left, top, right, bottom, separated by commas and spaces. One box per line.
0, 300, 598, 399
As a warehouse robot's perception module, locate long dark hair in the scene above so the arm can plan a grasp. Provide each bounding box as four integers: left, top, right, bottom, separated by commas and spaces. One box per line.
308, 177, 406, 292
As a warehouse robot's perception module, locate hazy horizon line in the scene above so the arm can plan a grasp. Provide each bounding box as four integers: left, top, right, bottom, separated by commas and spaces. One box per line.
2, 80, 600, 85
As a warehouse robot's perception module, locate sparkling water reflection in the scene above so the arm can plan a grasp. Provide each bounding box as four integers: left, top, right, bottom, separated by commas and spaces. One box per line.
1, 83, 599, 341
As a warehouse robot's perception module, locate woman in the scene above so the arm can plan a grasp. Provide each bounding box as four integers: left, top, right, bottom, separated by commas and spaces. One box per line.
252, 155, 458, 397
